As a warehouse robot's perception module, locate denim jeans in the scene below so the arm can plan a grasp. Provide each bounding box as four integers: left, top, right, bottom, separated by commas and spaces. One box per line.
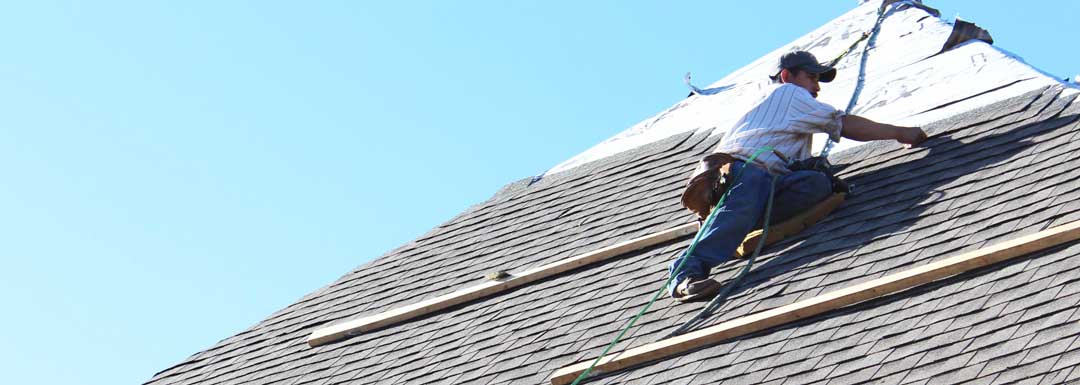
668, 161, 833, 295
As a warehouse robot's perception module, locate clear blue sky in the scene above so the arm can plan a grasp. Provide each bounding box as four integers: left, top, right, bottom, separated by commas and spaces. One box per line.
1, 1, 1075, 384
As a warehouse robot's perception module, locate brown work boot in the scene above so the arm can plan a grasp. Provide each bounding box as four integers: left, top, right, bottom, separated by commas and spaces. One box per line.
672, 277, 723, 303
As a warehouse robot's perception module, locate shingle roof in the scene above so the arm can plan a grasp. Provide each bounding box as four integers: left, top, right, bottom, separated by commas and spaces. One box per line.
146, 2, 1080, 385
147, 83, 1080, 385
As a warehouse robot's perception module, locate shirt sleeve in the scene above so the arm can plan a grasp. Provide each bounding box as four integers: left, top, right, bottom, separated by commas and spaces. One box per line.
782, 84, 845, 142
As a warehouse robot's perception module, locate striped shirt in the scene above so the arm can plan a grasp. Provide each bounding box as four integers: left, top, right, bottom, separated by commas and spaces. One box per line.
714, 83, 844, 174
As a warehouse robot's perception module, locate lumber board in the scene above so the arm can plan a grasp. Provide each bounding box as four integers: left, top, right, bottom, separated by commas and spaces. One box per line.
550, 220, 1080, 385
308, 222, 699, 347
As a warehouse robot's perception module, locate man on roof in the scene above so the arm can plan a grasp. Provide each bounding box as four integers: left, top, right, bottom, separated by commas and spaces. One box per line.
670, 50, 927, 302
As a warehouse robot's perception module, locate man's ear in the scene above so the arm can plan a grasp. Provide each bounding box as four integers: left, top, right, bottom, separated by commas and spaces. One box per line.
779, 68, 792, 83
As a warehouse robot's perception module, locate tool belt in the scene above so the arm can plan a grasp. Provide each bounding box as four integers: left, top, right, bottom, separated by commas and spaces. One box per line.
680, 153, 735, 221
680, 153, 849, 221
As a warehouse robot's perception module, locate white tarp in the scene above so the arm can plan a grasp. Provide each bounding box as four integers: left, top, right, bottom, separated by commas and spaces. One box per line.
547, 0, 1074, 175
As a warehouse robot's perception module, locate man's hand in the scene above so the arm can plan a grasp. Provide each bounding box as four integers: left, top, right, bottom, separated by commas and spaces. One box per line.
896, 126, 927, 148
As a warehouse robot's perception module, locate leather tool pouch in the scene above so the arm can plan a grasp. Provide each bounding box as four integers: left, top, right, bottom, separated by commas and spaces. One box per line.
681, 153, 736, 221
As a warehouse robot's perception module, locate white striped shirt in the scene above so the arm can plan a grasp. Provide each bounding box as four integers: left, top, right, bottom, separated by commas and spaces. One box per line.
714, 83, 844, 174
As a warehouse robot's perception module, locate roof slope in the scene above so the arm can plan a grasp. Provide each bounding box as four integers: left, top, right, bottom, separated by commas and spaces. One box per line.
147, 2, 1080, 385
147, 86, 1080, 385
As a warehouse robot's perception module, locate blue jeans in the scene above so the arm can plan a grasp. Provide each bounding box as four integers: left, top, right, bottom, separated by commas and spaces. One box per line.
668, 161, 833, 295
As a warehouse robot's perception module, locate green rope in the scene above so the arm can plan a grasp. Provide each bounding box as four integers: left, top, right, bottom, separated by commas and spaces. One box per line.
568, 147, 774, 385
662, 173, 778, 339
821, 0, 913, 158
565, 4, 924, 382
826, 31, 870, 68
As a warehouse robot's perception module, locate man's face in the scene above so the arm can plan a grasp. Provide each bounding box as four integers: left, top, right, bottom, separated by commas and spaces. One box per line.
789, 70, 821, 98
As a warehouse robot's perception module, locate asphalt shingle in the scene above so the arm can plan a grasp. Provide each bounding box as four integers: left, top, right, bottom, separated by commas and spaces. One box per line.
145, 27, 1080, 385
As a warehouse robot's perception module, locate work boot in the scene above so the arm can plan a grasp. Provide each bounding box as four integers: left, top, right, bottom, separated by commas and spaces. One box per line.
672, 276, 723, 303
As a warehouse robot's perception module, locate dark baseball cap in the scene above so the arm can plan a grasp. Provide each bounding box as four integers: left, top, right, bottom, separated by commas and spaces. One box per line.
771, 50, 837, 83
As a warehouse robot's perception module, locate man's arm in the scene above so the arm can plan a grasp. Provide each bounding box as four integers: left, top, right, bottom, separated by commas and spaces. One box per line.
841, 115, 927, 146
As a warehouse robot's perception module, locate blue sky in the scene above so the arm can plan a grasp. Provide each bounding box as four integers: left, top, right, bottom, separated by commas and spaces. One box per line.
1, 1, 1075, 384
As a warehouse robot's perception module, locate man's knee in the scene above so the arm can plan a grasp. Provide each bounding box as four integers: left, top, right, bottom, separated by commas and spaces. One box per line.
806, 171, 833, 201
788, 170, 833, 202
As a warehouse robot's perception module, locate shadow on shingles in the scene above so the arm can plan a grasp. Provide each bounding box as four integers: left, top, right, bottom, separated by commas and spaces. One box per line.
698, 112, 1079, 319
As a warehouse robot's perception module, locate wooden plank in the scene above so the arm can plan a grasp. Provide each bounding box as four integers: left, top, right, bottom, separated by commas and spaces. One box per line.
308, 222, 699, 347
550, 220, 1080, 385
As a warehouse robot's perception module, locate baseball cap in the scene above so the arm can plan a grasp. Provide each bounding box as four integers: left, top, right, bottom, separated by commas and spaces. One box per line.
771, 51, 837, 83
